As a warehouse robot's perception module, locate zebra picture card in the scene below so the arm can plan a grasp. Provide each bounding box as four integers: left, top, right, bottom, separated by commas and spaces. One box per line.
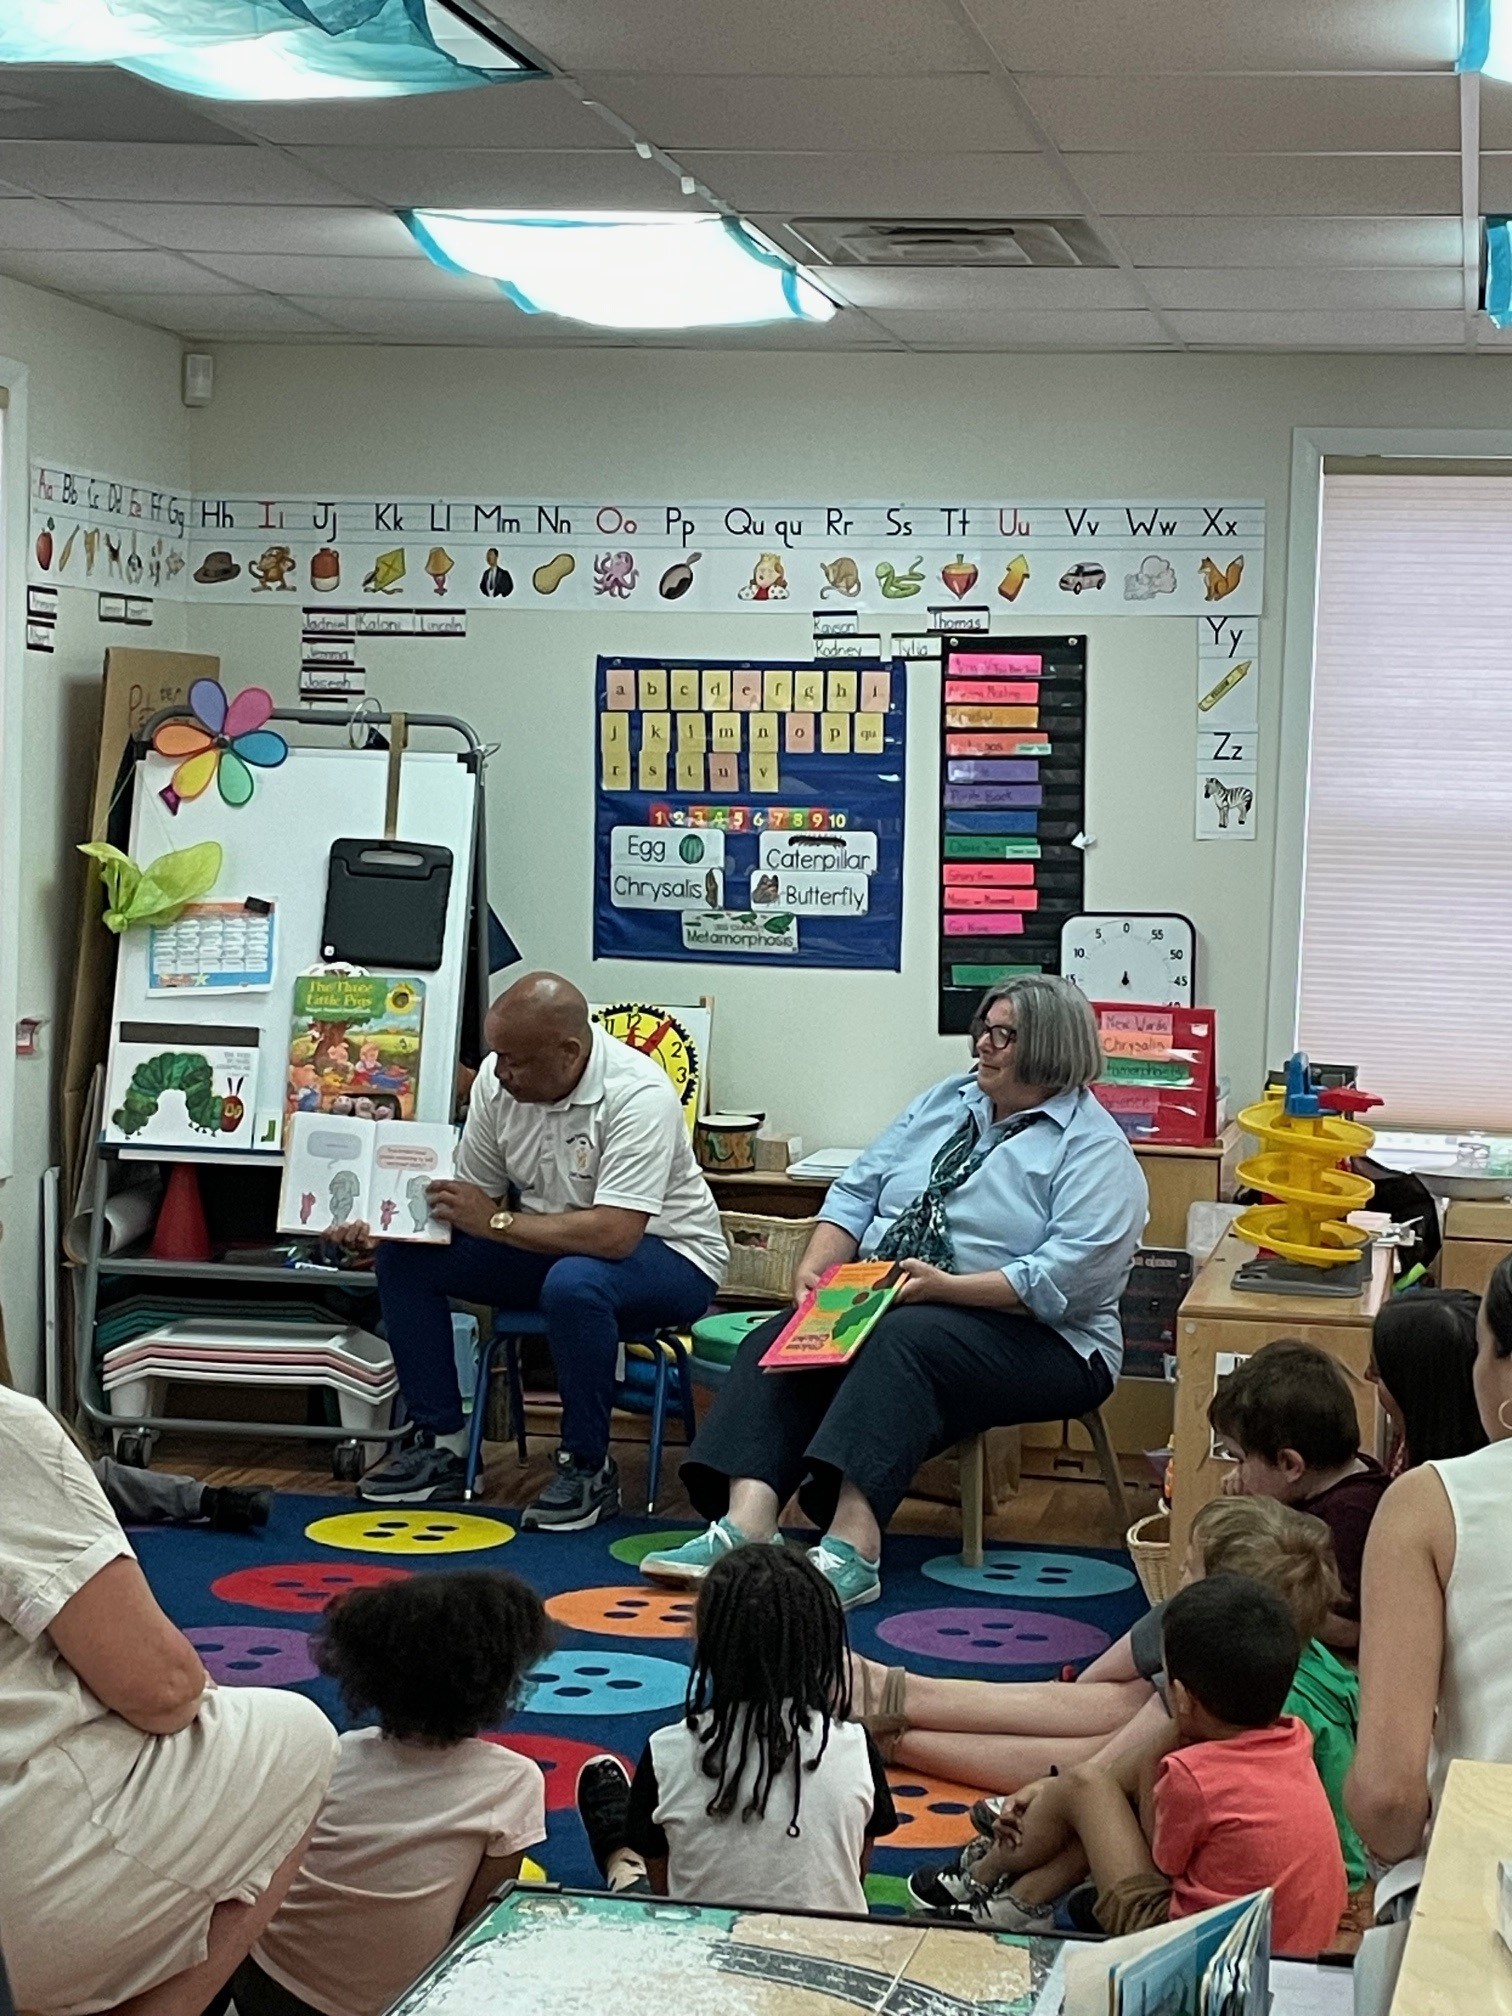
1196, 616, 1258, 842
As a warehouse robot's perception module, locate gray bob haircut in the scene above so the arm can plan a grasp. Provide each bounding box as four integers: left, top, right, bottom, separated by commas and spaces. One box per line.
975, 975, 1103, 1092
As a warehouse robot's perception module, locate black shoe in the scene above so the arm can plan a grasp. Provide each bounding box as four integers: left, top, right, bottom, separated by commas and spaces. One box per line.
576, 1754, 632, 1882
358, 1434, 467, 1504
521, 1449, 620, 1531
201, 1485, 272, 1533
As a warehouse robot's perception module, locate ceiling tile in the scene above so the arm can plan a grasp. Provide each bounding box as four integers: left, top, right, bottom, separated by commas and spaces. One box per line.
1474, 155, 1512, 208
68, 203, 421, 256
674, 152, 1068, 215
823, 266, 1148, 311
0, 246, 248, 294
1170, 309, 1467, 346
78, 291, 345, 335
1143, 266, 1466, 310
227, 77, 617, 150
474, 0, 987, 75
1022, 74, 1459, 155
1479, 81, 1512, 149
0, 197, 141, 250
862, 307, 1173, 347
284, 294, 617, 340
0, 142, 359, 204
188, 252, 502, 298
284, 145, 698, 208
0, 66, 245, 144
1072, 153, 1460, 217
963, 0, 1456, 73
1117, 215, 1465, 266
572, 74, 1037, 152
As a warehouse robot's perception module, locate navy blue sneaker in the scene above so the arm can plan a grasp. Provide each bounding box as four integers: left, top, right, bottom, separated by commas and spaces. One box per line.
521, 1449, 620, 1531
358, 1434, 466, 1504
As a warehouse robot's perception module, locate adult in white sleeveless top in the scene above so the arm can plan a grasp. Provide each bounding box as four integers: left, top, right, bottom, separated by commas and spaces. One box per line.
1347, 1254, 1512, 1864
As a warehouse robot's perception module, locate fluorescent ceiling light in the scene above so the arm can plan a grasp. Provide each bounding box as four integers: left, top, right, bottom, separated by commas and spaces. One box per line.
0, 0, 536, 101
404, 211, 839, 330
1462, 0, 1500, 73
1485, 218, 1512, 326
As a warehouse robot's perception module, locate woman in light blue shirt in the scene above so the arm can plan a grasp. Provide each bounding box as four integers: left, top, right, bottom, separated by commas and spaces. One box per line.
642, 977, 1148, 1610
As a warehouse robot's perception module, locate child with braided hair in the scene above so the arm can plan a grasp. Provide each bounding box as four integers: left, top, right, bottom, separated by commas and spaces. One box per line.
576, 1545, 897, 1913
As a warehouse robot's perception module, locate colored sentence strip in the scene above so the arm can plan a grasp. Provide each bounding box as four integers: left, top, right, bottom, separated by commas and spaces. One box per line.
946, 733, 1050, 756
943, 861, 1036, 886
607, 666, 892, 713
950, 652, 1044, 677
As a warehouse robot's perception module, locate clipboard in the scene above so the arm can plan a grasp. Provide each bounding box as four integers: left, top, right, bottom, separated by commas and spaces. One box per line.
319, 715, 453, 969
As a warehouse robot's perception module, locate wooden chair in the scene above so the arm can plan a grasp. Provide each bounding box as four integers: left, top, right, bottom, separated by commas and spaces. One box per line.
956, 1405, 1131, 1568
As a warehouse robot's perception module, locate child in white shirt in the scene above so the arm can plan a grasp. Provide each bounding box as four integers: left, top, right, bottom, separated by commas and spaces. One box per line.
234, 1571, 550, 2016
578, 1545, 896, 1916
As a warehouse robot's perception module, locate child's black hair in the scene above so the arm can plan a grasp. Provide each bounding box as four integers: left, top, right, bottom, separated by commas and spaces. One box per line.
1162, 1573, 1300, 1729
1485, 1255, 1512, 1360
686, 1544, 851, 1833
1207, 1338, 1359, 1470
1372, 1288, 1486, 1467
315, 1571, 550, 1747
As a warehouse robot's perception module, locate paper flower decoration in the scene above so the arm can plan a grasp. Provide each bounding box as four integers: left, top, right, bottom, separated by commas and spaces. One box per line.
153, 679, 287, 812
78, 840, 222, 934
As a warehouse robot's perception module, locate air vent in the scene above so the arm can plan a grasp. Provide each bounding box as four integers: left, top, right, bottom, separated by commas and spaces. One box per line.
788, 218, 1114, 270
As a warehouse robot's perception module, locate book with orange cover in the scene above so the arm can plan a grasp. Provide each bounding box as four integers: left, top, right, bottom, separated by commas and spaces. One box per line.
759, 1261, 903, 1371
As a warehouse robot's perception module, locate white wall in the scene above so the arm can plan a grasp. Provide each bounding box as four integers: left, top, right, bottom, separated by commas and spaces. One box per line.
190, 345, 1512, 1150
0, 279, 186, 1391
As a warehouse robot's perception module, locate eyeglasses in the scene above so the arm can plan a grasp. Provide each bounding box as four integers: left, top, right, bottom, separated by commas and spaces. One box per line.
971, 1020, 1018, 1053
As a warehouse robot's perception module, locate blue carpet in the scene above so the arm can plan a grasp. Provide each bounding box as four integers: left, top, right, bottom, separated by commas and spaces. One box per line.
133, 1493, 1150, 1897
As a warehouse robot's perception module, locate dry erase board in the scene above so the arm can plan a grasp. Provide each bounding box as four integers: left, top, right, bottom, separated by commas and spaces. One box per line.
103, 745, 477, 1155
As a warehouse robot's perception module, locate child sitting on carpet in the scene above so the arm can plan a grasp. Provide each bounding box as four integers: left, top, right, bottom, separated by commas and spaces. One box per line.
1208, 1339, 1389, 1656
575, 1545, 897, 1915
911, 1494, 1367, 1902
232, 1572, 550, 2016
908, 1576, 1346, 1953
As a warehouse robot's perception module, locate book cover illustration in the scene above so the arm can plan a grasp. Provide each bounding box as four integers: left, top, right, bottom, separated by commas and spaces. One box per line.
277, 1111, 455, 1243
760, 1261, 903, 1371
286, 972, 424, 1121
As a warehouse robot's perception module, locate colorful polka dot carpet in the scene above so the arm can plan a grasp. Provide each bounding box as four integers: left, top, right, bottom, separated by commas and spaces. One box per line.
132, 1495, 1149, 1906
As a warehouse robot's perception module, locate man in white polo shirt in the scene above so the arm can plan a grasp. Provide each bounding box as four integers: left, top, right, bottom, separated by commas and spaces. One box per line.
348, 973, 727, 1526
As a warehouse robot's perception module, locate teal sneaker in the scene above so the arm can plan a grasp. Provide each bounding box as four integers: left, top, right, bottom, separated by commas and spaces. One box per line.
639, 1517, 783, 1585
808, 1536, 882, 1610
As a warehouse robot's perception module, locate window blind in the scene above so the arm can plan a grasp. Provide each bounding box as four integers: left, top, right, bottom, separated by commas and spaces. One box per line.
1299, 474, 1512, 1128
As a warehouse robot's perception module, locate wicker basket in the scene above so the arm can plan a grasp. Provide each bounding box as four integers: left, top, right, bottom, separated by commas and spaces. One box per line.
718, 1211, 818, 1300
1126, 1510, 1172, 1603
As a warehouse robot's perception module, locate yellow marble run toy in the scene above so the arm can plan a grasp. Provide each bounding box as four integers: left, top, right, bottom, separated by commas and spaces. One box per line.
1234, 1052, 1382, 1270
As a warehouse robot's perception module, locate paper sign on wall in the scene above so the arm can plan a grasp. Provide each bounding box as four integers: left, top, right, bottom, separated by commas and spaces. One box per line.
1195, 615, 1259, 843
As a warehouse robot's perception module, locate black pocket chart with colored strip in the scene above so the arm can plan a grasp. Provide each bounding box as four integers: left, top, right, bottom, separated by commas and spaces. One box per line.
936, 635, 1087, 1036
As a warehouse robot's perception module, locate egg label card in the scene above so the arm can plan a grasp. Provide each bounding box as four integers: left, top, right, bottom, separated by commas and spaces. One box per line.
595, 655, 905, 970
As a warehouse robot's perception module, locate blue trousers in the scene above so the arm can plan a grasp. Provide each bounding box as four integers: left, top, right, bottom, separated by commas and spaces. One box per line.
374, 1233, 718, 1466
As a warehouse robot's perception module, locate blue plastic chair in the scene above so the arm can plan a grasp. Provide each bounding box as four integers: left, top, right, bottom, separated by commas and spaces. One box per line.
464, 1311, 698, 1511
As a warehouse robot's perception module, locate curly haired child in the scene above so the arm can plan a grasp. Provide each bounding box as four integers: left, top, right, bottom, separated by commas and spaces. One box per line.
577, 1545, 897, 1914
233, 1572, 550, 2016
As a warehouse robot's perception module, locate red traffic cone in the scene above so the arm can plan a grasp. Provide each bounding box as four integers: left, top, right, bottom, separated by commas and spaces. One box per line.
150, 1163, 211, 1262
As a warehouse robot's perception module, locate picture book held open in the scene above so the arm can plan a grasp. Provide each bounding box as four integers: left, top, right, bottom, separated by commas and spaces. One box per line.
1060, 1888, 1271, 2016
277, 1109, 455, 1243
760, 1261, 902, 1371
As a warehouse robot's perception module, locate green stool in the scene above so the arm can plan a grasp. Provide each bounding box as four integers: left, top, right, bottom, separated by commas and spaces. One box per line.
691, 1308, 772, 1368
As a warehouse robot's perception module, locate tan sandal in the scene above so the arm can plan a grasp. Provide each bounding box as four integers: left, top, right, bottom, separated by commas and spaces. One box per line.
856, 1662, 909, 1759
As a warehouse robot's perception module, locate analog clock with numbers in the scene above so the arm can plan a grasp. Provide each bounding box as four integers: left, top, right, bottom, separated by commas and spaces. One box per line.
1059, 913, 1198, 1005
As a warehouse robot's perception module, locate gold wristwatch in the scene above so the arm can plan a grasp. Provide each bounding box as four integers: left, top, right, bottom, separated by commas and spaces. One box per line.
489, 1208, 515, 1236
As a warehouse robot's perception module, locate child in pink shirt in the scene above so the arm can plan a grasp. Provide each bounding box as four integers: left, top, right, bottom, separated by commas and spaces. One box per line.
234, 1572, 550, 2016
907, 1574, 1346, 1955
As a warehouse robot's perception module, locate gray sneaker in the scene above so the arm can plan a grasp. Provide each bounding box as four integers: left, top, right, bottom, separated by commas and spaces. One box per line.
521, 1449, 620, 1532
358, 1436, 466, 1504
